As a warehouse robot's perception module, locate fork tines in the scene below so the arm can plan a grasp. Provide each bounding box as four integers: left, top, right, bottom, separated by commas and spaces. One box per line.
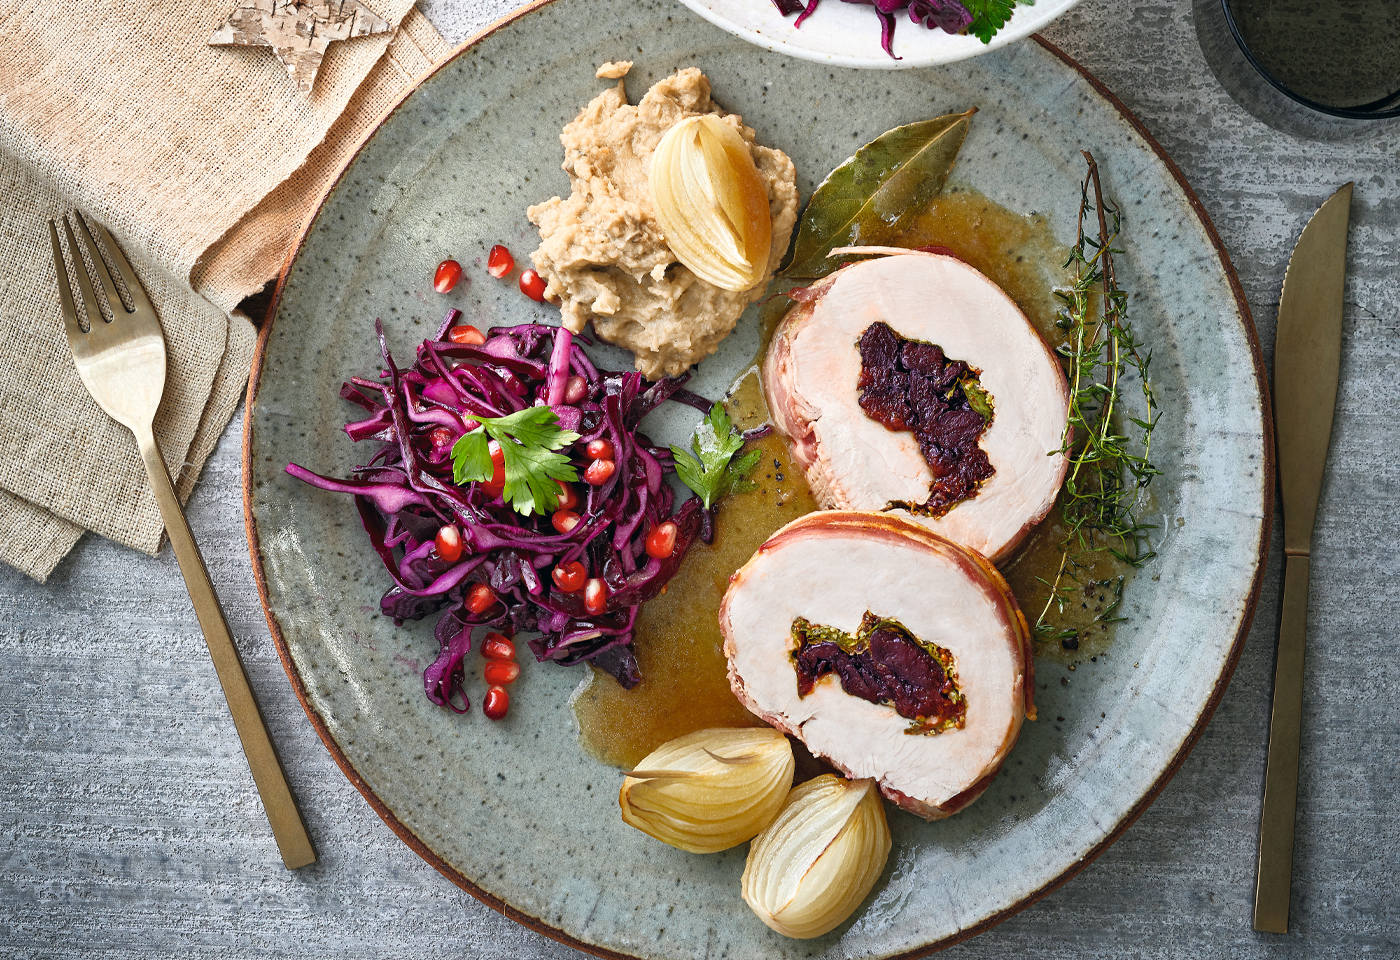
48, 212, 155, 340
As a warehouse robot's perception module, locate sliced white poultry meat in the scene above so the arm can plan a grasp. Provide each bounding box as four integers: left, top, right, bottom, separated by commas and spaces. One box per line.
763, 250, 1070, 563
720, 511, 1034, 820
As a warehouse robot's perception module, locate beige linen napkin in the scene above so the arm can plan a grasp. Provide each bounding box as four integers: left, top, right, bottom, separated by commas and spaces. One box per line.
0, 2, 450, 581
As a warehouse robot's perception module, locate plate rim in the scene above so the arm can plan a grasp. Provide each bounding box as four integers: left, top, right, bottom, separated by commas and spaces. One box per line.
240, 8, 1275, 955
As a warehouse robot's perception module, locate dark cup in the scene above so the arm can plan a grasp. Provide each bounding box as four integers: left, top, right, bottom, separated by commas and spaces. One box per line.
1224, 0, 1400, 117
1195, 0, 1400, 139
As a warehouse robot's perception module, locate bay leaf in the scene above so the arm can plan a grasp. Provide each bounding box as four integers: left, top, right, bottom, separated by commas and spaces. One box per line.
782, 109, 977, 279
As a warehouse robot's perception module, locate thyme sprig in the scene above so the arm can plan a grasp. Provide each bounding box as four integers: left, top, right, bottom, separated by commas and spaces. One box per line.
1033, 152, 1161, 640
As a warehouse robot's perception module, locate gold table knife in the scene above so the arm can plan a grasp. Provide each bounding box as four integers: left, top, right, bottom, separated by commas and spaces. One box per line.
1253, 182, 1352, 933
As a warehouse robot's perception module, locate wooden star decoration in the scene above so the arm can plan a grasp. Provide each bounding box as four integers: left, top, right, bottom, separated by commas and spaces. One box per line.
209, 0, 394, 94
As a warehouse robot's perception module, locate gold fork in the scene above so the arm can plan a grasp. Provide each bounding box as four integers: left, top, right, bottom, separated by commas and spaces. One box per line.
49, 212, 315, 869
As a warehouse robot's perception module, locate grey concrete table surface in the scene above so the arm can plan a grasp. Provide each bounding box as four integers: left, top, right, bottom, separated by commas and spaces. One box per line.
3, 0, 1397, 956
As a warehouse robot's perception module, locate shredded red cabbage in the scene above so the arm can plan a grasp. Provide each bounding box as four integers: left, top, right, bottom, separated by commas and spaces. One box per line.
287, 312, 707, 711
773, 0, 973, 58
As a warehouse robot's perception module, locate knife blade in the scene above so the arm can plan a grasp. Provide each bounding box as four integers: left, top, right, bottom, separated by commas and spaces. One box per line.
1253, 182, 1352, 934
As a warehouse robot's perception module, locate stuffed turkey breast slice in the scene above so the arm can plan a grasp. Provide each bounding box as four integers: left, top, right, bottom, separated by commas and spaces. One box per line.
720, 511, 1034, 820
763, 250, 1069, 563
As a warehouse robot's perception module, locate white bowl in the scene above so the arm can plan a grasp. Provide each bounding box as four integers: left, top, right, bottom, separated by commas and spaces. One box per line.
674, 0, 1083, 68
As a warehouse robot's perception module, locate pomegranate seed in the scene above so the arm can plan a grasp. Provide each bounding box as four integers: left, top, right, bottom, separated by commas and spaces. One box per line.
449, 324, 486, 345
466, 583, 497, 614
564, 376, 588, 404
428, 426, 456, 450
483, 685, 509, 720
646, 520, 678, 560
519, 269, 547, 302
435, 524, 464, 563
481, 632, 515, 661
552, 561, 586, 593
583, 578, 608, 615
552, 509, 581, 534
487, 244, 514, 278
555, 480, 579, 511
484, 661, 521, 686
584, 458, 616, 486
480, 440, 505, 497
585, 438, 615, 461
434, 259, 463, 293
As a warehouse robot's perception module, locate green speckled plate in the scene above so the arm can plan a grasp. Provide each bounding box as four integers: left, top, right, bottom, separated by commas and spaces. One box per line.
243, 2, 1271, 956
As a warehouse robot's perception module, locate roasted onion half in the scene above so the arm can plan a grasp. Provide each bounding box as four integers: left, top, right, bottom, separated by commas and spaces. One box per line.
721, 511, 1034, 820
619, 727, 795, 853
763, 249, 1070, 563
741, 774, 891, 939
649, 115, 772, 292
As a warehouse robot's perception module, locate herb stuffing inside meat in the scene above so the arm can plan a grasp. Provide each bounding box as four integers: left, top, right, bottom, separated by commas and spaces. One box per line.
856, 321, 995, 518
792, 611, 967, 736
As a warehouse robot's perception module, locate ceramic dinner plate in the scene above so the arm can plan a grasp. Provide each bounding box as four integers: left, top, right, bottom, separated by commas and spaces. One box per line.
243, 1, 1271, 956
674, 0, 1082, 69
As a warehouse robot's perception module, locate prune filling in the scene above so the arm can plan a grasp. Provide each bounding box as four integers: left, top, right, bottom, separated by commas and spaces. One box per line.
856, 321, 994, 517
792, 611, 966, 736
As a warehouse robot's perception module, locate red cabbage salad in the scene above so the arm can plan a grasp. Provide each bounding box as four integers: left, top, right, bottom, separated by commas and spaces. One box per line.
770, 0, 1027, 59
286, 311, 721, 711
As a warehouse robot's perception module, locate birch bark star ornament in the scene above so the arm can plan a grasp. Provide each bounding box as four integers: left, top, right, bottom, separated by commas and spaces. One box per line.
209, 0, 394, 94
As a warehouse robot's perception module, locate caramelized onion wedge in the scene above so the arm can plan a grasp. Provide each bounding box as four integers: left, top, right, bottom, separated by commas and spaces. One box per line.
619, 727, 795, 853
741, 774, 891, 939
650, 115, 773, 292
721, 512, 1034, 820
763, 250, 1070, 563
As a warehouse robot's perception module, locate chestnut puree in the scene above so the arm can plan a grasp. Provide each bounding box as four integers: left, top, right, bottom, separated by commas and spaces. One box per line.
573, 186, 1122, 769
856, 321, 993, 517
792, 612, 966, 735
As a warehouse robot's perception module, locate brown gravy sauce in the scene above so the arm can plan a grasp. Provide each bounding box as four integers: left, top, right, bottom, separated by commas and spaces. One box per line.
573, 186, 1131, 768
570, 371, 818, 769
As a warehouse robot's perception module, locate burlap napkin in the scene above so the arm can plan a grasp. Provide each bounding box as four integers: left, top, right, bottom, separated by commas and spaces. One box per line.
0, 2, 450, 581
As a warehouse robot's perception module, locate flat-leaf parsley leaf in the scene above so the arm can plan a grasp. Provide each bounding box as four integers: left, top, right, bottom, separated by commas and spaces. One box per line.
963, 0, 1018, 44
452, 407, 580, 516
671, 403, 762, 510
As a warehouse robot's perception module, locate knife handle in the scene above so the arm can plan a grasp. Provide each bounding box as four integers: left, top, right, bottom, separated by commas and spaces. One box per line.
1253, 553, 1310, 933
